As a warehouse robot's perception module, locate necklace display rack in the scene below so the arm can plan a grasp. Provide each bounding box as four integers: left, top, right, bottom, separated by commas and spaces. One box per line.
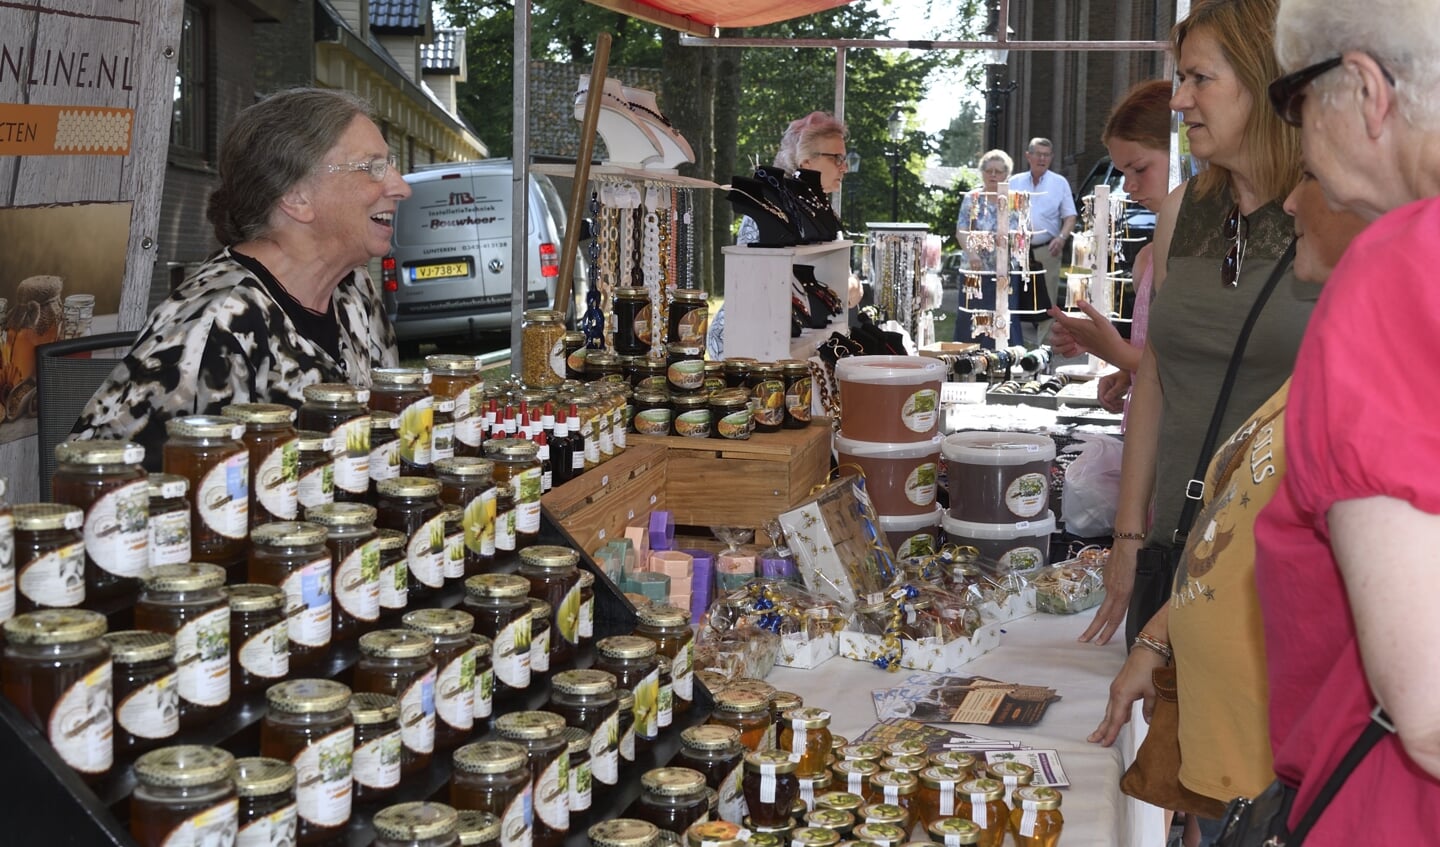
865, 222, 931, 345
952, 181, 1046, 344
1059, 184, 1149, 377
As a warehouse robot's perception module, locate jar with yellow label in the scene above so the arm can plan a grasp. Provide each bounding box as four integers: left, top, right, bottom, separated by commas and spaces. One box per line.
371, 368, 435, 476
709, 685, 772, 752
298, 384, 370, 502
428, 354, 485, 457
830, 760, 879, 804
376, 528, 409, 614
260, 679, 354, 846
927, 817, 982, 847
222, 403, 300, 525
591, 818, 660, 847
147, 473, 191, 569
953, 778, 1008, 847
13, 503, 86, 613
223, 584, 289, 694
376, 477, 446, 603
636, 766, 710, 835
595, 635, 662, 745
778, 360, 813, 429
435, 457, 496, 577
295, 430, 336, 512
104, 630, 179, 760
403, 608, 477, 749
519, 545, 581, 666
356, 630, 437, 776
307, 502, 379, 642
464, 574, 531, 700
373, 801, 460, 847
163, 415, 250, 568
457, 809, 500, 847
51, 438, 149, 602
777, 708, 831, 778
913, 765, 969, 832
868, 773, 918, 827
248, 521, 332, 668
135, 564, 230, 728
130, 745, 237, 847
484, 439, 542, 566
451, 739, 533, 846
1008, 785, 1063, 847
523, 309, 567, 387
1, 609, 112, 781
495, 711, 570, 847
350, 692, 402, 803
234, 756, 298, 847
548, 668, 620, 789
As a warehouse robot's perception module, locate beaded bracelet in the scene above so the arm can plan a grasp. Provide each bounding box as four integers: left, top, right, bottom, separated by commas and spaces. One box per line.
1132, 631, 1173, 663
1112, 530, 1146, 541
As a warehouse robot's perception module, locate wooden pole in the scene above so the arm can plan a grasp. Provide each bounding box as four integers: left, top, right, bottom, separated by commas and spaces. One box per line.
554, 32, 612, 319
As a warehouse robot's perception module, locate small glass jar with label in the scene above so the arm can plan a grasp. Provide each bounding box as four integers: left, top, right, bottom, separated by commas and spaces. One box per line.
670, 393, 711, 438
868, 773, 918, 828
371, 368, 435, 476
13, 503, 86, 612
849, 822, 905, 847
356, 629, 438, 776
777, 708, 831, 778
985, 760, 1034, 806
636, 767, 710, 835
223, 584, 289, 694
611, 288, 651, 357
1007, 785, 1063, 847
130, 745, 237, 847
51, 438, 149, 602
456, 809, 500, 847
548, 668, 619, 788
523, 309, 567, 387
163, 415, 250, 570
789, 827, 839, 847
884, 739, 929, 758
451, 739, 533, 845
147, 473, 191, 569
135, 563, 230, 728
527, 597, 553, 676
928, 750, 977, 777
434, 457, 496, 577
665, 343, 705, 395
576, 570, 595, 643
913, 765, 970, 832
803, 807, 855, 838
831, 760, 879, 804
632, 388, 673, 437
668, 289, 709, 345
428, 354, 485, 458
1, 609, 113, 781
742, 750, 799, 828
376, 476, 446, 603
747, 365, 786, 433
494, 711, 570, 847
635, 604, 695, 717
563, 725, 592, 813
223, 403, 300, 526
880, 754, 927, 778
927, 817, 982, 847
779, 360, 813, 429
295, 430, 336, 512
403, 608, 478, 749
373, 801, 461, 847
307, 502, 380, 643
463, 574, 531, 701
260, 679, 355, 846
590, 818, 660, 847
709, 390, 752, 441
708, 686, 772, 752
953, 778, 1008, 847
768, 691, 801, 727
350, 691, 403, 803
104, 630, 179, 760
376, 528, 409, 614
519, 544, 581, 666
471, 634, 493, 723
234, 756, 298, 847
248, 521, 332, 669
440, 505, 465, 584
675, 725, 744, 824
298, 384, 370, 504
370, 411, 402, 498
484, 439, 542, 566
595, 635, 661, 745
815, 791, 864, 816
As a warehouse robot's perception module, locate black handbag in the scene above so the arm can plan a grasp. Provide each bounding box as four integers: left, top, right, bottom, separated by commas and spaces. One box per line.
1124, 239, 1296, 646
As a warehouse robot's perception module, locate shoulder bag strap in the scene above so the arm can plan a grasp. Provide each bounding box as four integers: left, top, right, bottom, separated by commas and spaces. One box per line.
1172, 237, 1296, 545
1290, 707, 1395, 842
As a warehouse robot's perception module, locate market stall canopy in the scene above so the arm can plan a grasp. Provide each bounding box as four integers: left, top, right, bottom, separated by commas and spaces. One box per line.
582, 0, 854, 36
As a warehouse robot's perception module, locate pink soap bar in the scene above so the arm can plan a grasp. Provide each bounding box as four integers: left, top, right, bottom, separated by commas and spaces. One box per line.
650, 550, 693, 578
625, 526, 650, 571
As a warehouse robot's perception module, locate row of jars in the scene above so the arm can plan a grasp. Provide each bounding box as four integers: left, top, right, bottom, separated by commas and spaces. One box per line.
520, 289, 711, 389
600, 355, 813, 441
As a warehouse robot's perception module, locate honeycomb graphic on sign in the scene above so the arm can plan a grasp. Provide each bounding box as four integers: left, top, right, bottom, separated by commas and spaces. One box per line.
54, 109, 132, 153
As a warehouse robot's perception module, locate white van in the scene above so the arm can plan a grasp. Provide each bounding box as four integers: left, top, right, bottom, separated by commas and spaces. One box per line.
382, 159, 566, 348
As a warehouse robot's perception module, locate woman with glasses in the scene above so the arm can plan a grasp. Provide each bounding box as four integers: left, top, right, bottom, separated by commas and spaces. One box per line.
952, 149, 1025, 347
72, 87, 408, 468
1250, 0, 1440, 840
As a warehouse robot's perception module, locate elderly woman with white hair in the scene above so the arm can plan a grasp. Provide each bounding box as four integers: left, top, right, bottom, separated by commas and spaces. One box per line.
1253, 0, 1440, 840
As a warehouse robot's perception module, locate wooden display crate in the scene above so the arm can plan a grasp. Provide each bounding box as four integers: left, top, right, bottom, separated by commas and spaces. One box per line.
541, 442, 668, 555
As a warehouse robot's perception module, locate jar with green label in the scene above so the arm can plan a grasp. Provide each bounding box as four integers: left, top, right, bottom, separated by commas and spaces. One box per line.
666, 343, 706, 395
548, 668, 620, 789
297, 384, 370, 503
234, 756, 298, 847
595, 635, 661, 745
223, 584, 288, 694
2, 609, 113, 781
404, 608, 478, 749
294, 431, 335, 513
370, 411, 402, 498
376, 477, 446, 603
371, 368, 435, 476
259, 679, 355, 846
670, 393, 712, 438
709, 390, 752, 441
485, 439, 542, 565
495, 711, 570, 847
376, 528, 409, 614
519, 545, 581, 666
356, 630, 438, 776
135, 564, 230, 729
223, 403, 300, 525
635, 604, 695, 716
307, 502, 380, 642
434, 457, 497, 577
463, 574, 532, 700
632, 388, 673, 437
350, 692, 403, 803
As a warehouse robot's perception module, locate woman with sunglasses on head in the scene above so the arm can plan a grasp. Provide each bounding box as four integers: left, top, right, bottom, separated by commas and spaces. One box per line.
1250, 1, 1440, 841
71, 88, 407, 468
1079, 0, 1318, 649
952, 149, 1025, 348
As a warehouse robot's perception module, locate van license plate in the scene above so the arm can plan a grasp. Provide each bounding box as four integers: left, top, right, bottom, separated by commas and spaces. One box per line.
412, 262, 468, 281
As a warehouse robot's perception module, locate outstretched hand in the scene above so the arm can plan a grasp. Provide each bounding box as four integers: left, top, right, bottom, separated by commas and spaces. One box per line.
1078, 538, 1139, 644
1088, 645, 1166, 747
1046, 301, 1125, 361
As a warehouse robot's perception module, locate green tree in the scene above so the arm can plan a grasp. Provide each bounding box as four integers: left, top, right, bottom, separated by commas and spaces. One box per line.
937, 101, 985, 167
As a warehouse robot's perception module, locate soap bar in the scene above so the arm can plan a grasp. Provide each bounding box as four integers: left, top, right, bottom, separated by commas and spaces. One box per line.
624, 526, 650, 573
650, 550, 693, 579
648, 511, 675, 551
631, 571, 671, 604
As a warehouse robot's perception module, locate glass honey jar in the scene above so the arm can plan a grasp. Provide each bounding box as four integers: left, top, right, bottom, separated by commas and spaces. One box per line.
373, 801, 461, 847
403, 608, 478, 749
797, 772, 832, 814
471, 634, 493, 723
13, 503, 85, 612
778, 708, 832, 779
147, 473, 191, 569
885, 740, 929, 759
356, 630, 437, 776
441, 505, 465, 584
434, 457, 496, 577
295, 430, 336, 512
779, 360, 813, 429
427, 354, 485, 458
130, 745, 237, 847
914, 766, 970, 832
519, 544, 581, 666
617, 688, 636, 764
927, 817, 982, 847
260, 679, 354, 846
803, 807, 854, 838
376, 476, 446, 603
591, 819, 660, 847
450, 740, 533, 846
838, 743, 883, 766
495, 711, 569, 847
831, 761, 879, 804
371, 411, 403, 496
595, 635, 661, 745
742, 750, 799, 828
860, 802, 909, 829
1, 609, 112, 780
769, 691, 802, 728
484, 438, 542, 566
675, 725, 744, 823
377, 528, 409, 614
953, 778, 1008, 847
709, 686, 773, 753
522, 309, 567, 388
1007, 785, 1063, 847
135, 563, 230, 728
636, 767, 710, 835
51, 438, 148, 602
814, 791, 864, 816
162, 415, 250, 569
463, 574, 531, 700
249, 521, 332, 669
985, 760, 1034, 807
371, 368, 435, 476
350, 691, 403, 803
223, 584, 289, 694
668, 288, 709, 345
234, 756, 298, 847
790, 827, 840, 847
563, 726, 592, 813
307, 502, 380, 642
527, 597, 553, 676
635, 604, 694, 717
457, 810, 500, 847
850, 823, 905, 847
881, 755, 928, 778
297, 384, 370, 503
223, 403, 300, 525
576, 570, 595, 642
928, 751, 976, 776
869, 773, 918, 826
548, 668, 620, 789
685, 820, 743, 847
104, 630, 179, 760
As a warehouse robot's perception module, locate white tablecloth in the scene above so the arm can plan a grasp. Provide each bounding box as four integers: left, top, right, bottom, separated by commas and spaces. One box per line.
766, 612, 1166, 847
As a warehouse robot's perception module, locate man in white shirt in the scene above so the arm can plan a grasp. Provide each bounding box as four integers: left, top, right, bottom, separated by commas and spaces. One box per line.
1007, 138, 1076, 343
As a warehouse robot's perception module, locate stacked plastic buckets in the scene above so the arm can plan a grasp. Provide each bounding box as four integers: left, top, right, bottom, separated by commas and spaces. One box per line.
834, 355, 947, 558
941, 431, 1057, 573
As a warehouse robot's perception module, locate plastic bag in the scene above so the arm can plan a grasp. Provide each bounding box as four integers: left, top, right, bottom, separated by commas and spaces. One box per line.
1061, 434, 1124, 537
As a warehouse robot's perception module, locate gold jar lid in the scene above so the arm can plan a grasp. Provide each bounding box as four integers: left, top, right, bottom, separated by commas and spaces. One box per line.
590, 818, 660, 847
986, 760, 1035, 784
563, 725, 591, 755
723, 358, 756, 371
672, 288, 708, 304
457, 810, 500, 846
266, 679, 351, 714
679, 724, 741, 752
518, 544, 580, 570
880, 754, 927, 775
713, 686, 769, 714
526, 598, 551, 622
359, 629, 435, 659
376, 528, 405, 552
801, 772, 833, 791
771, 690, 803, 711
349, 691, 400, 725
372, 367, 433, 387
958, 777, 1004, 802
1012, 785, 1062, 810
779, 359, 811, 375
371, 410, 398, 430
441, 505, 463, 525
295, 431, 334, 452
750, 363, 781, 377
251, 520, 328, 548
495, 710, 566, 741
927, 818, 981, 845
470, 633, 492, 658
862, 802, 909, 825
404, 608, 475, 636
54, 438, 145, 466
839, 743, 884, 762
884, 739, 928, 758
233, 756, 296, 797
377, 476, 441, 499
686, 820, 743, 847
833, 759, 879, 778
636, 603, 690, 629
804, 808, 855, 832
427, 354, 481, 375
372, 802, 458, 841
3, 609, 106, 645
743, 750, 798, 774
671, 393, 709, 410
851, 823, 905, 845
551, 668, 617, 697
14, 503, 82, 532
740, 829, 786, 847
465, 573, 530, 600
224, 584, 285, 613
483, 438, 539, 460
134, 745, 234, 789
634, 388, 671, 405
831, 735, 848, 750
453, 740, 529, 775
783, 707, 830, 729
303, 383, 368, 405
870, 771, 918, 795
919, 765, 969, 790
597, 635, 657, 660
306, 502, 378, 528
695, 670, 729, 695
222, 403, 297, 425
815, 791, 864, 812
577, 570, 594, 589
148, 472, 189, 499
524, 308, 564, 324
790, 827, 840, 847
641, 766, 707, 797
103, 630, 175, 664
708, 388, 750, 407
612, 286, 649, 301
929, 750, 976, 771
434, 457, 495, 481
165, 414, 245, 440
142, 563, 226, 593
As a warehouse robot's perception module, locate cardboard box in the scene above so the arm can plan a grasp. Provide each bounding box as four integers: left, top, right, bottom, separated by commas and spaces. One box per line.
778, 631, 839, 669
839, 620, 1007, 673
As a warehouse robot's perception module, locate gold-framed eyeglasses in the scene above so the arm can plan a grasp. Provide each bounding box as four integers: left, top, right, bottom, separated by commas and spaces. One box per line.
325, 154, 399, 182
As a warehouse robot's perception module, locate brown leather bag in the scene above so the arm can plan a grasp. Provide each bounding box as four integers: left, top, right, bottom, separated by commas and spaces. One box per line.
1119, 666, 1229, 820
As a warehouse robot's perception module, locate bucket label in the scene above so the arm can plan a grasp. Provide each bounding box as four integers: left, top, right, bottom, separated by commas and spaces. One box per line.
1000, 545, 1045, 573
906, 462, 938, 506
1005, 472, 1049, 517
901, 389, 939, 433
